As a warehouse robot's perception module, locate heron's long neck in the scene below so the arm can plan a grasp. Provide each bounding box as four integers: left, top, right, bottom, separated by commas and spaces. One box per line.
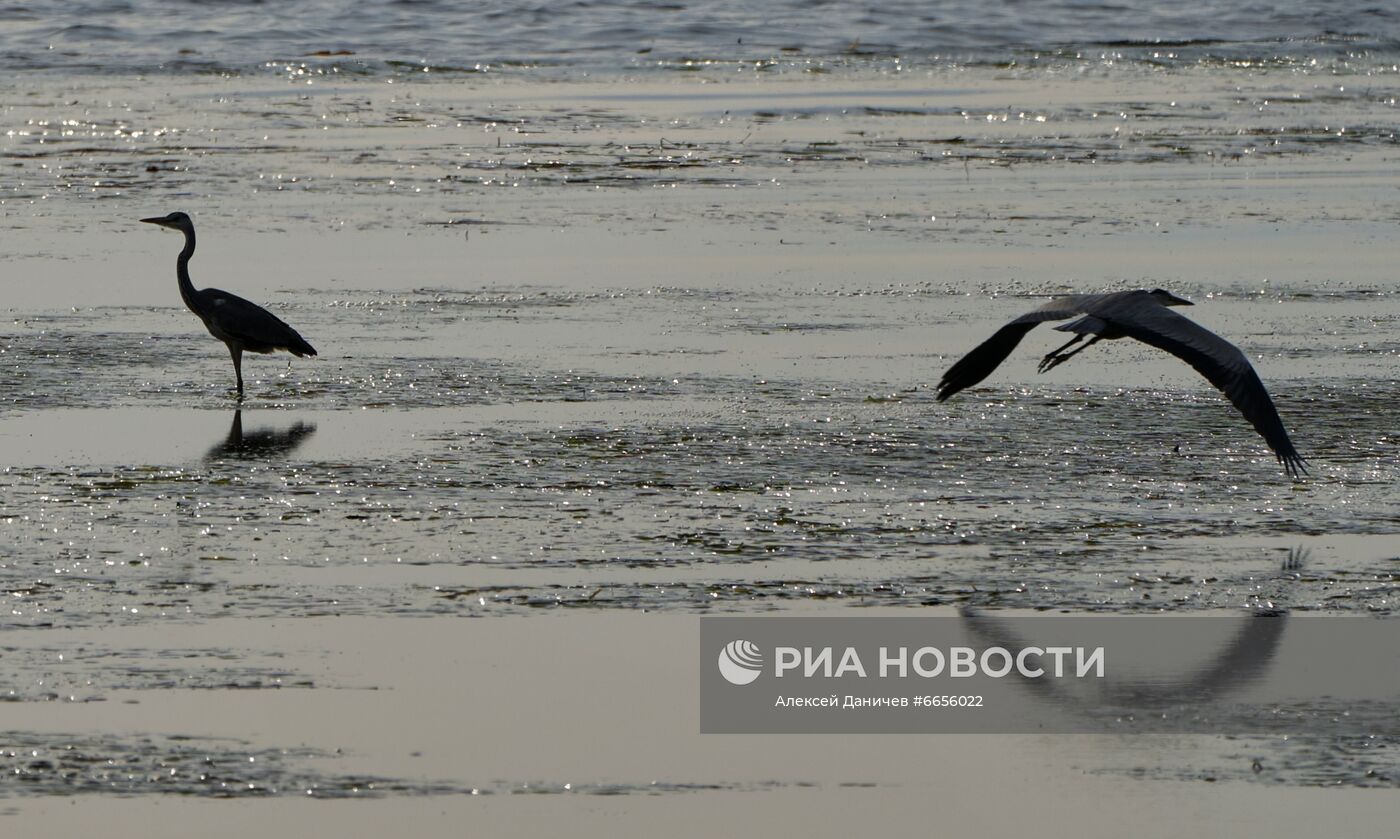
175, 227, 200, 314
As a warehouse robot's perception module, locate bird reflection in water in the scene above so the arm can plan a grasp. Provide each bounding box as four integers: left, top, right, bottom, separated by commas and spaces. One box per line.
958, 606, 1287, 725
205, 410, 317, 460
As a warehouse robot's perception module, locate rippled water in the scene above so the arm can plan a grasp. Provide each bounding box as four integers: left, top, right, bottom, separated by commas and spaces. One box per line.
2, 0, 1398, 817
4, 0, 1399, 76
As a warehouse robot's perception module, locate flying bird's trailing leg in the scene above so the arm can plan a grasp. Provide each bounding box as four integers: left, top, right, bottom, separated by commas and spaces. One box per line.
1038, 334, 1097, 373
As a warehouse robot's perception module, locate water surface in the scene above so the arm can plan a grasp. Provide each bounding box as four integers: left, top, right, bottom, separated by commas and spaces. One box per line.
2, 0, 1398, 826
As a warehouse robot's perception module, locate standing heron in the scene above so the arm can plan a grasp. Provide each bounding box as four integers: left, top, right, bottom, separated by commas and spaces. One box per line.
936, 289, 1307, 477
142, 211, 316, 398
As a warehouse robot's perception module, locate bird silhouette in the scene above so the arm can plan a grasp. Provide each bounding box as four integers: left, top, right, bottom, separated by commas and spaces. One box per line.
142, 211, 316, 398
937, 289, 1306, 477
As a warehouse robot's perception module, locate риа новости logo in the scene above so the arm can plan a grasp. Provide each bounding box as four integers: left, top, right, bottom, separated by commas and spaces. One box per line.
717, 639, 763, 685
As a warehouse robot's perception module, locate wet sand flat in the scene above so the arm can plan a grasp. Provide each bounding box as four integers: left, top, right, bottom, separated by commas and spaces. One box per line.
4, 611, 1399, 837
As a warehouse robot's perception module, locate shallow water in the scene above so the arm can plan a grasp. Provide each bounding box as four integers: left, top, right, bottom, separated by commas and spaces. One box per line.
6, 0, 1398, 76
2, 1, 1398, 827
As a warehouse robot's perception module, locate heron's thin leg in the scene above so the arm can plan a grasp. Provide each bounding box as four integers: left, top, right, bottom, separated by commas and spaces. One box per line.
1039, 335, 1101, 373
228, 344, 244, 399
1038, 334, 1085, 373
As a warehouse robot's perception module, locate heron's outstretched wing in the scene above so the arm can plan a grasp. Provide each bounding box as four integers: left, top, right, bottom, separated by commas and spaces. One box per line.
201, 288, 317, 356
1104, 304, 1306, 477
936, 295, 1104, 401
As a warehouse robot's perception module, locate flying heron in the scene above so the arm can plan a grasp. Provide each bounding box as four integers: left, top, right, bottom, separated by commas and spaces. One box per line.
936, 289, 1307, 477
142, 212, 316, 398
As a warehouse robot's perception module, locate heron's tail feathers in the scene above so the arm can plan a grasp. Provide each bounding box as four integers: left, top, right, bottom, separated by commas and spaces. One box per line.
287, 334, 317, 357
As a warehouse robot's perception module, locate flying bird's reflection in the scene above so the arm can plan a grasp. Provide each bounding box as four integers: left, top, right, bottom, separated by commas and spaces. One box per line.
205, 409, 317, 460
958, 606, 1287, 722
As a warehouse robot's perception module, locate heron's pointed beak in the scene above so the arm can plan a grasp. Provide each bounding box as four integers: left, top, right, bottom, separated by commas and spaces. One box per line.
140, 217, 167, 226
